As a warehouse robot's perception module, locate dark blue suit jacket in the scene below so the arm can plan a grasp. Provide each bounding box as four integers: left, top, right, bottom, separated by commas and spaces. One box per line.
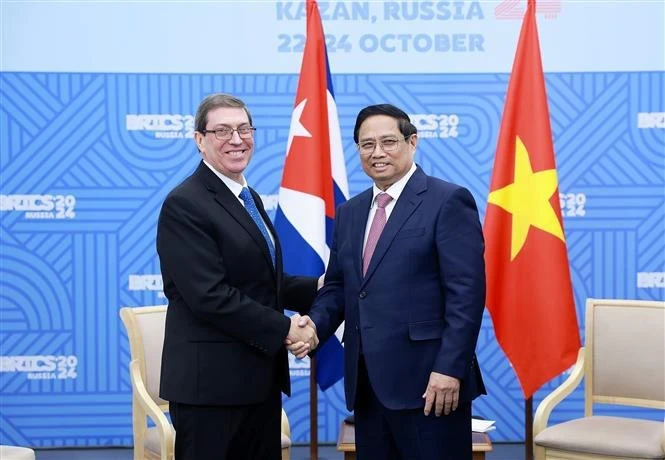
310, 167, 486, 411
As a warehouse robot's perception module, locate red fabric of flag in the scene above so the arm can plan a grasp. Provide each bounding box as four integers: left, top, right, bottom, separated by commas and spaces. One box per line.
280, 0, 334, 218
484, 0, 581, 399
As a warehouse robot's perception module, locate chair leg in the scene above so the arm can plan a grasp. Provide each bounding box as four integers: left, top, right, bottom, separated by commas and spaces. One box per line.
534, 443, 546, 460
132, 397, 146, 460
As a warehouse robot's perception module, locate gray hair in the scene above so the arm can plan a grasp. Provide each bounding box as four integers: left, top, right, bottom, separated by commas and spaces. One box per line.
194, 93, 253, 133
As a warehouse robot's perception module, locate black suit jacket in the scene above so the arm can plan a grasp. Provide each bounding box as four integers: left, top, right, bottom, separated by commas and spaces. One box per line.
156, 161, 317, 405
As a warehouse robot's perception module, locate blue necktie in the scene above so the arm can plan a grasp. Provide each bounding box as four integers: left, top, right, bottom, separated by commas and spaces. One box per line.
239, 187, 276, 267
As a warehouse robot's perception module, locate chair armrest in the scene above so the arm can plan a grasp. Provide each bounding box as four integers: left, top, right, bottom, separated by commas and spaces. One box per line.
129, 360, 175, 458
281, 408, 291, 438
533, 348, 585, 436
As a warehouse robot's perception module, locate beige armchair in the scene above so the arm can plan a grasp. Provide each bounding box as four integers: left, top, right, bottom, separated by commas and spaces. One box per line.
120, 306, 174, 460
281, 408, 292, 460
120, 305, 293, 460
534, 298, 665, 460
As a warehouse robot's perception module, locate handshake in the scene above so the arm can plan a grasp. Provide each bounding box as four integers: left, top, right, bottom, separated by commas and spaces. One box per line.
284, 314, 318, 359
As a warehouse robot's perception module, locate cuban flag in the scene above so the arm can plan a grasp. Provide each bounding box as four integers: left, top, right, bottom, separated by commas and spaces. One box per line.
274, 0, 348, 391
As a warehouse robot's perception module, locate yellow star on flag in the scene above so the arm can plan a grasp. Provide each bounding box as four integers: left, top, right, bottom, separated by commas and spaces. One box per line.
488, 136, 565, 261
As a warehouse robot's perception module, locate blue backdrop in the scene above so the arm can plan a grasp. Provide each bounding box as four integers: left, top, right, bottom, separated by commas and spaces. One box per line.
1, 0, 664, 448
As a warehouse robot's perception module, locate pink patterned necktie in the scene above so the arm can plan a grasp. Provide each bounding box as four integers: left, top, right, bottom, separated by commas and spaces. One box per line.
362, 192, 393, 276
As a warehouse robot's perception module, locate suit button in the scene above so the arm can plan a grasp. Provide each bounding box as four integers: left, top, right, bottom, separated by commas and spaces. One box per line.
359, 291, 367, 299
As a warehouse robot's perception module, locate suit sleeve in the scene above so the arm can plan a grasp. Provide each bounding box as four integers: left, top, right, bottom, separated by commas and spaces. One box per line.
307, 207, 346, 345
157, 193, 290, 356
281, 275, 318, 315
255, 187, 318, 315
432, 187, 486, 379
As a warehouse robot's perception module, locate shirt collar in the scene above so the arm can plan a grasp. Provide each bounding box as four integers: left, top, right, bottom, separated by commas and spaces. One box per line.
203, 160, 247, 198
371, 162, 417, 205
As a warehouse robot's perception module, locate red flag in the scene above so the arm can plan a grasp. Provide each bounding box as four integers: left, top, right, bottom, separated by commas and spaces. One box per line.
275, 0, 347, 390
484, 0, 581, 399
280, 0, 336, 220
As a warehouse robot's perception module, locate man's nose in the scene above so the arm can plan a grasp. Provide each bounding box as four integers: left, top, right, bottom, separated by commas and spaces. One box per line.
371, 148, 387, 158
228, 130, 243, 144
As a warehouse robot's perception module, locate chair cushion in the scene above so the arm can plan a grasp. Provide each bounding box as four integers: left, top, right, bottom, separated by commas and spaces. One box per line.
535, 416, 665, 459
0, 446, 36, 460
281, 433, 291, 449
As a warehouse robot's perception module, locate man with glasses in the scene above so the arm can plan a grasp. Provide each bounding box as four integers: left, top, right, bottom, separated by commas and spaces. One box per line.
301, 104, 486, 459
156, 93, 319, 459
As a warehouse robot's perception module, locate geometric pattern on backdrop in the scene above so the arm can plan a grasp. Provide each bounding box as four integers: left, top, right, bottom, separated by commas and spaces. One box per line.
0, 71, 663, 446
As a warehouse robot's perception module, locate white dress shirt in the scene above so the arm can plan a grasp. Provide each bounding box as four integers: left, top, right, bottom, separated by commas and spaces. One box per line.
203, 160, 274, 244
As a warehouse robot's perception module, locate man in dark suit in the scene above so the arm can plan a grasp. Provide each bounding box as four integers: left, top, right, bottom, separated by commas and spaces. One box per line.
302, 104, 486, 459
156, 93, 319, 460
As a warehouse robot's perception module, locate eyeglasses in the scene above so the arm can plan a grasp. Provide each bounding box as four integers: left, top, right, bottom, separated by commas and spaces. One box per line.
201, 126, 256, 141
357, 136, 410, 156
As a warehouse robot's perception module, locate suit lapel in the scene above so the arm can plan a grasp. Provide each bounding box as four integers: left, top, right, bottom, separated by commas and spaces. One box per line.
361, 168, 427, 286
350, 190, 374, 282
256, 190, 281, 276
195, 163, 275, 273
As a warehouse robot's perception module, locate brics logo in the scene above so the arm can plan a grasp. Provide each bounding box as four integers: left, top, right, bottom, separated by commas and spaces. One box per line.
128, 274, 165, 298
1, 355, 78, 380
0, 194, 76, 220
637, 112, 665, 129
409, 114, 459, 139
559, 192, 586, 218
495, 0, 561, 19
288, 353, 310, 377
637, 272, 665, 289
126, 114, 195, 139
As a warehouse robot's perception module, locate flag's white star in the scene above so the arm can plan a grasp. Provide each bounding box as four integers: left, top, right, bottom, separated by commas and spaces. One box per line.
286, 98, 312, 155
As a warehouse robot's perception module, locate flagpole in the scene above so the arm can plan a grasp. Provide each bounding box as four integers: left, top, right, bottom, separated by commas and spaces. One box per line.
485, 0, 581, 454
525, 397, 533, 460
310, 356, 318, 460
275, 1, 348, 456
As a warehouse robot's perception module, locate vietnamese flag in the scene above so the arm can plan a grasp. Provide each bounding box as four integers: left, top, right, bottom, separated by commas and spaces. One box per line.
484, 0, 581, 399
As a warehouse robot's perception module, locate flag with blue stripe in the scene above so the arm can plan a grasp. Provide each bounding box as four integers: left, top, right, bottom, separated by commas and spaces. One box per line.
275, 0, 348, 391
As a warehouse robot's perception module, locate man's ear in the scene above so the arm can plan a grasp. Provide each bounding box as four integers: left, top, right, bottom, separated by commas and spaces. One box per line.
193, 131, 204, 152
409, 134, 418, 150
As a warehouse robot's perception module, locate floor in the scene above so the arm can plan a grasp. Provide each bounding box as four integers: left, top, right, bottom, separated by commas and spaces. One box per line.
29, 444, 526, 459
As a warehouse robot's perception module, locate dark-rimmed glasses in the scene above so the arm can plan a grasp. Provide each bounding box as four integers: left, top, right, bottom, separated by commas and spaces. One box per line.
357, 135, 410, 156
201, 126, 256, 141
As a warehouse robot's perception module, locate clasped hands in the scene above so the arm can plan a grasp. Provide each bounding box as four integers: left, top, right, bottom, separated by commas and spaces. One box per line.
284, 314, 318, 359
